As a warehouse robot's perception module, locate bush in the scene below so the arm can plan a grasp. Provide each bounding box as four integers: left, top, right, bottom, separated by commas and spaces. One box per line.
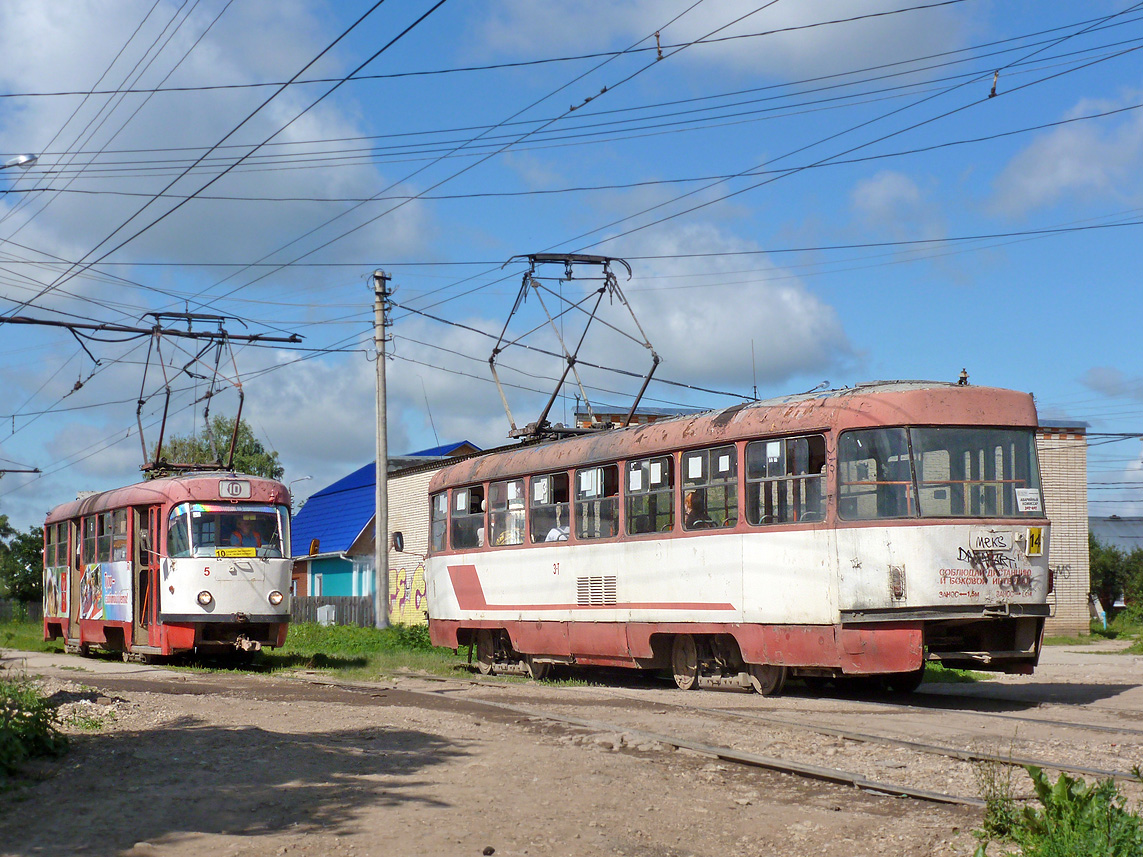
975, 766, 1143, 857
0, 674, 68, 777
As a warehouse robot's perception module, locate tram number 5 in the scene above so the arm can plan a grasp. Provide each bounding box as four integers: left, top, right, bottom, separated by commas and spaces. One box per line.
552, 562, 559, 576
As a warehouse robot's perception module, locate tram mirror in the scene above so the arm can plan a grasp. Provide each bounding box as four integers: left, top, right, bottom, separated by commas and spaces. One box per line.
309, 538, 320, 556
391, 531, 404, 552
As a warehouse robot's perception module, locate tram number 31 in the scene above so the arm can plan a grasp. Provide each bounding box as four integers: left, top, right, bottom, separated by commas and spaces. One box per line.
552, 562, 559, 575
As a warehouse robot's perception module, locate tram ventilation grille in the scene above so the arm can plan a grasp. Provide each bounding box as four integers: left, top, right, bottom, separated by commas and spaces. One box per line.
577, 576, 617, 606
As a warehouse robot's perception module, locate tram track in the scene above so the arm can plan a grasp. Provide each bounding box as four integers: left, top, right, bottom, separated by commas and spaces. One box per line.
585, 687, 1141, 784
387, 672, 1143, 804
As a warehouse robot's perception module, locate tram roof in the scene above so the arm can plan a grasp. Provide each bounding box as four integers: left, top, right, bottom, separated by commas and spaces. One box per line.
45, 471, 289, 523
429, 381, 1039, 489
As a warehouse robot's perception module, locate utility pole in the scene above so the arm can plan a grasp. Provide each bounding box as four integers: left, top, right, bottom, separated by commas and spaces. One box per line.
373, 271, 392, 630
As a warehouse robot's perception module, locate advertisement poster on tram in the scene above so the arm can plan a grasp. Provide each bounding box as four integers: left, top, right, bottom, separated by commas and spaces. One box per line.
43, 567, 68, 618
78, 561, 132, 621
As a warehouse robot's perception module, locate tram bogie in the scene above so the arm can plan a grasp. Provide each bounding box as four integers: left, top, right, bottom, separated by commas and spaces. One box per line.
427, 382, 1051, 695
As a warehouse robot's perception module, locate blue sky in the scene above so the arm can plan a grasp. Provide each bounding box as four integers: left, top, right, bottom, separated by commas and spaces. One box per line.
1, 0, 1141, 531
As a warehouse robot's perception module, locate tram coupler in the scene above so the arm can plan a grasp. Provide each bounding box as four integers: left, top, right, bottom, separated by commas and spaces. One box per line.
235, 635, 262, 652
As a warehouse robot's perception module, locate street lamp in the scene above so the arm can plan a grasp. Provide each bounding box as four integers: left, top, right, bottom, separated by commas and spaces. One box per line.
2, 154, 38, 170
287, 475, 312, 510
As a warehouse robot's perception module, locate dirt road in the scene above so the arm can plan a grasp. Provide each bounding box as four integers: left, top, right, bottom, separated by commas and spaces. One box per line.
3, 644, 1141, 857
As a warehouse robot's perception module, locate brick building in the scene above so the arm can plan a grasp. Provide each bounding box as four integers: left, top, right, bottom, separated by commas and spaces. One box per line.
1036, 420, 1090, 636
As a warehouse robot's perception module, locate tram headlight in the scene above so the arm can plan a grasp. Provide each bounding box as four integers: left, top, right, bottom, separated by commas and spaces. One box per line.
268, 590, 284, 606
197, 590, 214, 606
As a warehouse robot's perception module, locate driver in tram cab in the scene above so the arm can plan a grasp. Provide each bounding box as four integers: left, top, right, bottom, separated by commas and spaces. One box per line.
230, 517, 262, 548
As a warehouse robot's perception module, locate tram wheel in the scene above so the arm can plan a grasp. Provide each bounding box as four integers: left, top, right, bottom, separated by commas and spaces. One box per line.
525, 656, 550, 680
671, 635, 699, 691
881, 665, 925, 694
475, 629, 497, 676
747, 663, 787, 696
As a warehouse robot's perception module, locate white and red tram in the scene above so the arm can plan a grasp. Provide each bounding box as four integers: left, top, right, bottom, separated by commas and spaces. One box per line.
426, 381, 1052, 694
43, 472, 292, 659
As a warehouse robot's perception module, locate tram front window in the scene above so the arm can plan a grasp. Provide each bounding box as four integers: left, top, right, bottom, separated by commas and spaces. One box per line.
838, 426, 1043, 520
167, 503, 291, 557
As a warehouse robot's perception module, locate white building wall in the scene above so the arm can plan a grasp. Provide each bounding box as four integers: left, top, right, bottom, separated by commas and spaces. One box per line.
1036, 428, 1090, 636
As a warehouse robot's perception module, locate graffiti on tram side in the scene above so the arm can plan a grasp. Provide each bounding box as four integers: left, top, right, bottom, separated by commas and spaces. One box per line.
936, 543, 1035, 598
389, 563, 427, 625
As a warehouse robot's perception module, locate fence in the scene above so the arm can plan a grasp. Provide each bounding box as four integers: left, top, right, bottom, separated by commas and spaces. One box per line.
291, 596, 375, 628
0, 600, 42, 623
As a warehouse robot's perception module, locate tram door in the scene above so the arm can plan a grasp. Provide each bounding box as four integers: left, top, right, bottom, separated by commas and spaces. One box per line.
132, 507, 159, 646
67, 520, 82, 641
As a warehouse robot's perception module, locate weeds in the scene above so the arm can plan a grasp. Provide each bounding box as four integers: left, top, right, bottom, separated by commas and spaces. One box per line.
974, 765, 1143, 857
0, 673, 68, 777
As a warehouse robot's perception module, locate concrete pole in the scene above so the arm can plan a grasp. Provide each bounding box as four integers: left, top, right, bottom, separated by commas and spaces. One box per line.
373, 271, 391, 629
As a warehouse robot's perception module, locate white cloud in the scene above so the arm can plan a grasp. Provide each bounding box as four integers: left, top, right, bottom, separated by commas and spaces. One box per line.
1081, 367, 1143, 402
989, 97, 1143, 218
0, 1, 434, 306
850, 169, 946, 242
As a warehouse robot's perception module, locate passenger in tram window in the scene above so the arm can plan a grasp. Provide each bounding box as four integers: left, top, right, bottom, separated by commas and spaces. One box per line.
545, 523, 570, 541
684, 490, 717, 529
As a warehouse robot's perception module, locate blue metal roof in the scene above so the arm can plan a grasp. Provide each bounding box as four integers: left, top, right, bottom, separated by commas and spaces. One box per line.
292, 462, 375, 557
291, 440, 481, 558
406, 440, 479, 457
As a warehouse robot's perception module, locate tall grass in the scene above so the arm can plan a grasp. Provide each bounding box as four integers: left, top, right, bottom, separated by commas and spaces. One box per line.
0, 674, 68, 778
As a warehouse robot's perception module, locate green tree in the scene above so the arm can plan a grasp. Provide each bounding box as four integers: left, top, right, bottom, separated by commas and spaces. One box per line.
0, 520, 43, 603
149, 414, 284, 480
1090, 533, 1126, 611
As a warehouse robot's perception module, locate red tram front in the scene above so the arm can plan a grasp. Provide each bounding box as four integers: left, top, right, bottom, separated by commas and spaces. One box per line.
43, 472, 292, 659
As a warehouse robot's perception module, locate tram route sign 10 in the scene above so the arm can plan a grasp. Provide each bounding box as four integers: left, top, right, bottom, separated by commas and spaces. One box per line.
219, 480, 252, 499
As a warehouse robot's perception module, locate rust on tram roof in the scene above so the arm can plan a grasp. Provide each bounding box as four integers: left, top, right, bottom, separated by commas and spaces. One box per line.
429, 381, 1039, 491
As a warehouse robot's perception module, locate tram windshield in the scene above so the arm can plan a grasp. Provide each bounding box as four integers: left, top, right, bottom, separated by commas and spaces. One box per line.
838, 426, 1043, 520
167, 503, 291, 558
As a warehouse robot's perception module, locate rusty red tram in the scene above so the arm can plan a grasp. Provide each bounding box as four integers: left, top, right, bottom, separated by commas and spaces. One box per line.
43, 472, 292, 660
425, 381, 1051, 694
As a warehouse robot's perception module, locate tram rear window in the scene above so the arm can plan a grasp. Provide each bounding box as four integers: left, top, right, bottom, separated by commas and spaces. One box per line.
838, 427, 1043, 519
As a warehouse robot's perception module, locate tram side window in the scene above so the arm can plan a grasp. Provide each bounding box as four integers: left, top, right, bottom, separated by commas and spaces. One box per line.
682, 445, 738, 530
530, 473, 570, 542
489, 479, 526, 546
111, 509, 128, 562
430, 493, 448, 552
82, 516, 98, 564
575, 464, 619, 540
745, 435, 826, 525
626, 456, 674, 535
48, 523, 65, 568
44, 525, 58, 569
837, 428, 911, 520
452, 486, 485, 549
97, 512, 114, 562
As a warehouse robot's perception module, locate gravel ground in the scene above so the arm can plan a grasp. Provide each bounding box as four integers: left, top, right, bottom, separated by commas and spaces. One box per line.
2, 643, 1141, 857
